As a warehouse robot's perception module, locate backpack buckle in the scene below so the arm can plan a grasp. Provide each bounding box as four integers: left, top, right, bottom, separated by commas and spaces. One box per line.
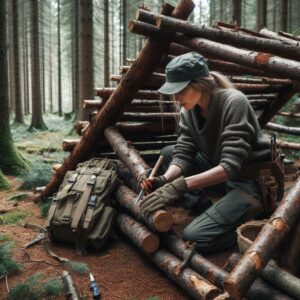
87, 195, 96, 208
61, 215, 70, 224
87, 175, 97, 186
68, 173, 78, 183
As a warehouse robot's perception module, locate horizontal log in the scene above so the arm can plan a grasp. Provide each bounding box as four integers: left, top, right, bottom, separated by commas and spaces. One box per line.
84, 99, 176, 110
278, 31, 300, 42
276, 111, 300, 118
76, 121, 178, 137
117, 212, 222, 299
259, 28, 300, 47
229, 76, 292, 85
111, 72, 287, 93
265, 122, 300, 135
153, 12, 300, 61
224, 176, 300, 299
115, 183, 173, 232
94, 87, 164, 100
128, 20, 300, 82
272, 139, 300, 151
116, 212, 160, 253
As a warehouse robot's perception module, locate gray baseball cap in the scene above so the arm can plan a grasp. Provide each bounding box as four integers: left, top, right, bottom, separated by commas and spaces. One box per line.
158, 52, 209, 95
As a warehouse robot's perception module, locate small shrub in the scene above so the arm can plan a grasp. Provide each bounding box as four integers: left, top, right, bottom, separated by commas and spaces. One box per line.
0, 209, 30, 225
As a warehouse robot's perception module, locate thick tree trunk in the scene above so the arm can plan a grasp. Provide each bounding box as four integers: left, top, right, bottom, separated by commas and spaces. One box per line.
29, 0, 47, 131
12, 0, 24, 124
57, 0, 62, 116
224, 177, 300, 299
78, 0, 94, 120
122, 0, 127, 65
0, 0, 28, 175
256, 0, 267, 31
104, 0, 109, 86
232, 0, 241, 25
40, 0, 195, 199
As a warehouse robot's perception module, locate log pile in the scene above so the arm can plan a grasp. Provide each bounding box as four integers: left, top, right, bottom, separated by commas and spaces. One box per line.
40, 1, 300, 298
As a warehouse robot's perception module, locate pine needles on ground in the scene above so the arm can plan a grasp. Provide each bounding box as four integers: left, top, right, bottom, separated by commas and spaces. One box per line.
65, 260, 89, 274
0, 235, 22, 277
6, 273, 64, 300
0, 209, 31, 225
18, 160, 52, 190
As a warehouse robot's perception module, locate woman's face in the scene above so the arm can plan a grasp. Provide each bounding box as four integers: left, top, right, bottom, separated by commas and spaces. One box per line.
174, 86, 203, 110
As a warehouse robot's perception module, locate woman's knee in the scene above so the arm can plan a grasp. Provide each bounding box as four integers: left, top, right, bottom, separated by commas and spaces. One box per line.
160, 145, 175, 159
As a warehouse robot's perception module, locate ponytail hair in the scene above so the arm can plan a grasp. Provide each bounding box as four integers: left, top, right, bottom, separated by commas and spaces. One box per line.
189, 71, 234, 93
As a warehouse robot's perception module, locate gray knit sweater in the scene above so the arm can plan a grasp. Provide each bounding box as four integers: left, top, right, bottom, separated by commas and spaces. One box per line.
170, 87, 272, 179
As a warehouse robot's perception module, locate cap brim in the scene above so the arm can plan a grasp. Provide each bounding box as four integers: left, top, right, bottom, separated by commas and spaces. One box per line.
157, 80, 190, 95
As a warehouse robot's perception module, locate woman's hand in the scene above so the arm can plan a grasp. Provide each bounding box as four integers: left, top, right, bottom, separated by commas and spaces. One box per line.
139, 176, 188, 214
140, 175, 167, 194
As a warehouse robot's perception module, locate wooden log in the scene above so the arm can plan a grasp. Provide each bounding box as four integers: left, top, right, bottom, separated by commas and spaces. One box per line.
104, 127, 148, 179
224, 253, 294, 300
76, 121, 178, 137
61, 271, 81, 300
278, 31, 300, 42
112, 72, 287, 93
259, 28, 300, 47
117, 213, 221, 299
229, 76, 292, 85
281, 216, 300, 275
39, 0, 195, 200
265, 122, 300, 135
94, 87, 161, 99
224, 176, 300, 299
116, 212, 160, 253
62, 139, 81, 152
115, 183, 173, 232
258, 87, 297, 127
129, 20, 300, 81
153, 13, 300, 61
276, 139, 300, 151
276, 111, 300, 118
227, 253, 300, 300
120, 112, 179, 122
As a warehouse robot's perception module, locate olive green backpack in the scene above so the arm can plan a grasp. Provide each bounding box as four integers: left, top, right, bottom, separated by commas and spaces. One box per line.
46, 158, 120, 255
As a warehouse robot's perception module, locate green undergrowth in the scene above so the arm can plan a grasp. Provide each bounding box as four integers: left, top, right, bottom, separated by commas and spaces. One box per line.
0, 209, 31, 225
40, 198, 52, 218
18, 160, 52, 190
65, 261, 89, 274
0, 170, 9, 190
6, 273, 64, 300
0, 235, 22, 277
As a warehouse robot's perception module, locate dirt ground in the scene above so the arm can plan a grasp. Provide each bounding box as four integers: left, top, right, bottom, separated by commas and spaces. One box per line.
0, 174, 241, 300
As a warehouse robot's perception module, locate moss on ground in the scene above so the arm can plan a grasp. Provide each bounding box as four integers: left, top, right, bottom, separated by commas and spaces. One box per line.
0, 209, 31, 225
0, 170, 9, 190
0, 235, 22, 277
6, 273, 64, 300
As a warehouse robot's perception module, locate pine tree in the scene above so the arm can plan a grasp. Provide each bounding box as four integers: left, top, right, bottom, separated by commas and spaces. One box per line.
0, 0, 29, 177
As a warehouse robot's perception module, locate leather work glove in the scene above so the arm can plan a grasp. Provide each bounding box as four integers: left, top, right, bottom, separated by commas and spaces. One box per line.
138, 169, 167, 194
139, 176, 188, 215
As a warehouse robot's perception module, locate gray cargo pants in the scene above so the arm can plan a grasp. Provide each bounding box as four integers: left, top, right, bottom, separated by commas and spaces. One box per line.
158, 145, 263, 254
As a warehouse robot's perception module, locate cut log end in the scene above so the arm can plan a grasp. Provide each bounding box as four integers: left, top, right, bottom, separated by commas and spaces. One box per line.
143, 233, 160, 253
152, 210, 173, 232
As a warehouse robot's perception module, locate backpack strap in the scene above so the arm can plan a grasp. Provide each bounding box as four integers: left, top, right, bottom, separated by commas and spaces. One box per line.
71, 174, 97, 230
46, 173, 78, 227
83, 195, 96, 230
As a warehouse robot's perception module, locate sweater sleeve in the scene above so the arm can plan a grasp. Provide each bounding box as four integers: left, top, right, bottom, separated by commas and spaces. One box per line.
170, 111, 198, 176
219, 93, 255, 179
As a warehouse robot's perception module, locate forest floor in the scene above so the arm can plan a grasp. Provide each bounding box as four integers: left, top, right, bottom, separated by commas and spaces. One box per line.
0, 115, 193, 300
1, 114, 300, 300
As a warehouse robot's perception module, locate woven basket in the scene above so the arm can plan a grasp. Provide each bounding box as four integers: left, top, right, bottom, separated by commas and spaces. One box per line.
237, 220, 267, 253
